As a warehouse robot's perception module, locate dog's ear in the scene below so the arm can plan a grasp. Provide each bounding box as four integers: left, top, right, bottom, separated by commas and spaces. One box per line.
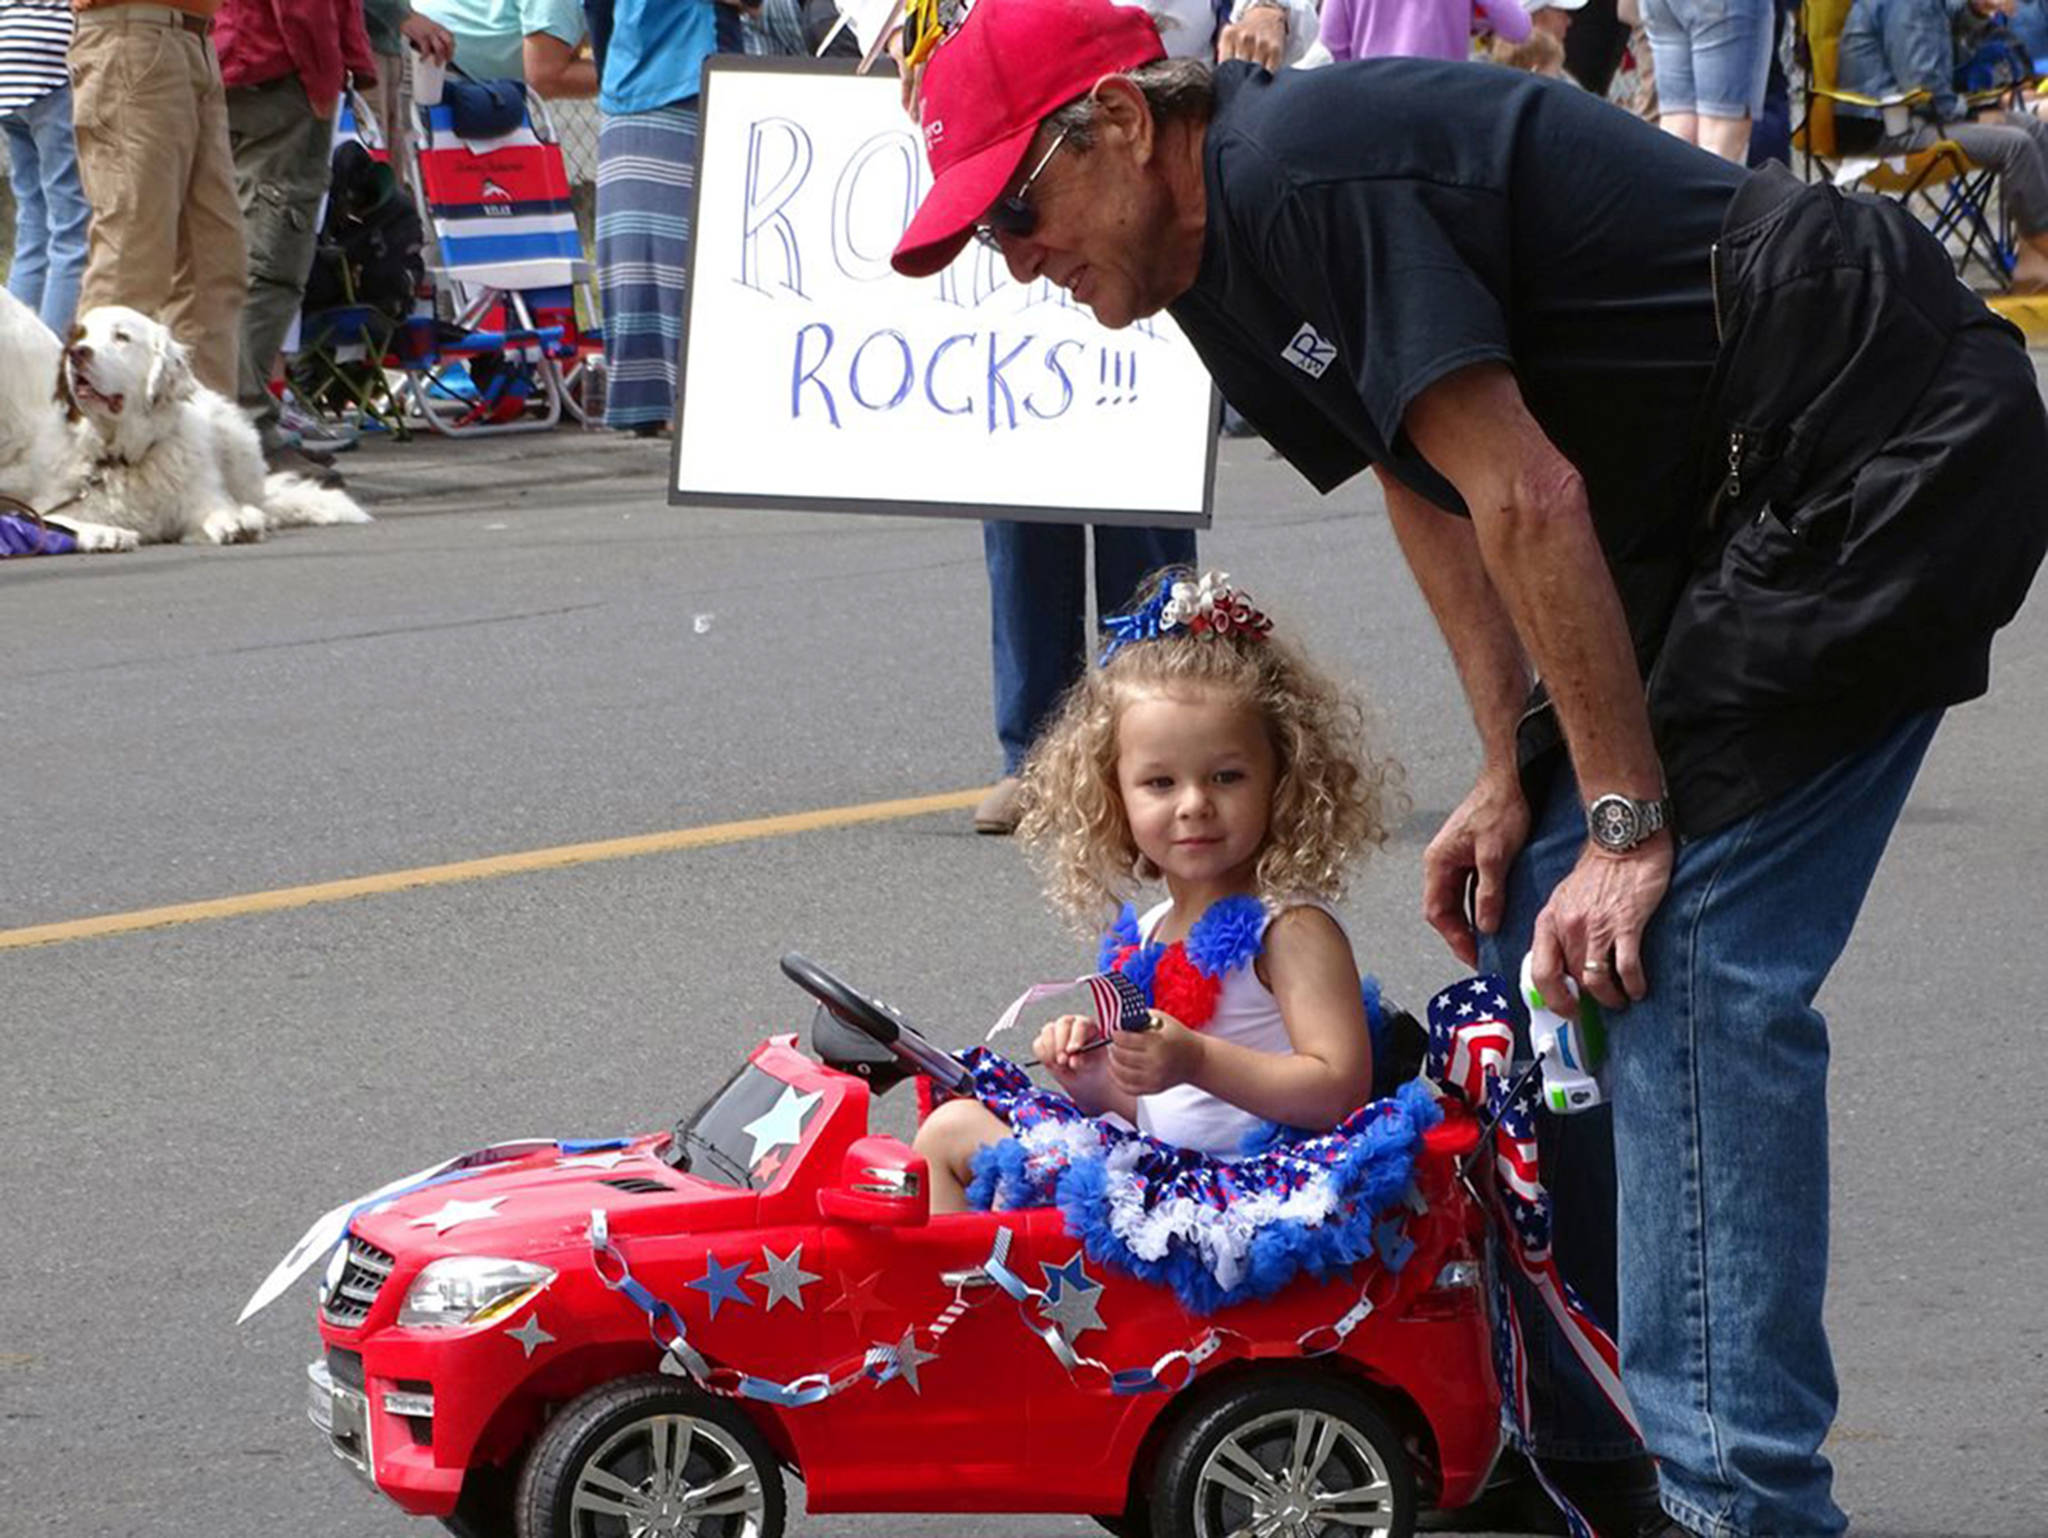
55, 322, 84, 421
143, 324, 195, 410
54, 356, 79, 422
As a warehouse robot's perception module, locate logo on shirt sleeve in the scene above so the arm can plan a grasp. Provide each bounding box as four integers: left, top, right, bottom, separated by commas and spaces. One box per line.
1281, 323, 1337, 379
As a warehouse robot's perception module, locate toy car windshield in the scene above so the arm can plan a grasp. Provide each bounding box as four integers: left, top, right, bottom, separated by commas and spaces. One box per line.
662, 1062, 824, 1190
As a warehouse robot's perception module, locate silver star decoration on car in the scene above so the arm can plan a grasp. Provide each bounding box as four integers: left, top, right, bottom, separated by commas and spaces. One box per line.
883, 1328, 940, 1394
739, 1086, 821, 1165
555, 1150, 636, 1171
505, 1313, 554, 1358
407, 1196, 504, 1234
1037, 1251, 1107, 1338
751, 1243, 823, 1311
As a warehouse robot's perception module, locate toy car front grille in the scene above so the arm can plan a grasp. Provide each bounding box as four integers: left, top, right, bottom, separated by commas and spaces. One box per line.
321, 1234, 396, 1327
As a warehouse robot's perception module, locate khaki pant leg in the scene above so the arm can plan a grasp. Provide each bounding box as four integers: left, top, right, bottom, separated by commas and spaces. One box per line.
169, 32, 246, 396
69, 17, 192, 326
228, 77, 333, 419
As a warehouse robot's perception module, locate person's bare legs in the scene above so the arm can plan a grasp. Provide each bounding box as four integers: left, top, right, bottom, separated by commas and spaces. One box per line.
1699, 112, 1754, 162
1658, 109, 1701, 144
913, 1097, 1010, 1211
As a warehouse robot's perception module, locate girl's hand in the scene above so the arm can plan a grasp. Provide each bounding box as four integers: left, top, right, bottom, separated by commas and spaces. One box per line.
1031, 1013, 1103, 1077
1106, 1011, 1205, 1097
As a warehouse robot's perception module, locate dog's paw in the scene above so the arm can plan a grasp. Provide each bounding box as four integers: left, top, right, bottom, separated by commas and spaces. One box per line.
200, 506, 266, 545
46, 516, 141, 552
80, 524, 140, 553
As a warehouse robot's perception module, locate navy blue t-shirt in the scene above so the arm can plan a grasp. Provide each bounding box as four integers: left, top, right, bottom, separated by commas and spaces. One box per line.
1170, 60, 1747, 658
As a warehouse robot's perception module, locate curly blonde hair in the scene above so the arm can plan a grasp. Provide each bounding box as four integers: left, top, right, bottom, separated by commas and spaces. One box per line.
1017, 570, 1402, 933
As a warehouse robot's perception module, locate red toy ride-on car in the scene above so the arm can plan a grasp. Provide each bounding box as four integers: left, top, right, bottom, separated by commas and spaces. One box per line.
263, 954, 1503, 1538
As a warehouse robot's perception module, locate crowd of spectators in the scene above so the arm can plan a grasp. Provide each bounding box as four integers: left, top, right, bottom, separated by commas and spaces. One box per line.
5, 0, 2038, 821
0, 0, 2035, 496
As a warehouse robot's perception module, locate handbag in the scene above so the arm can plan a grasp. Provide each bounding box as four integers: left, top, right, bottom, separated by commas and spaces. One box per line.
442, 71, 527, 139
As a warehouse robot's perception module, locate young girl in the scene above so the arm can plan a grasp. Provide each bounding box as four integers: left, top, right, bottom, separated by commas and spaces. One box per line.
916, 571, 1422, 1308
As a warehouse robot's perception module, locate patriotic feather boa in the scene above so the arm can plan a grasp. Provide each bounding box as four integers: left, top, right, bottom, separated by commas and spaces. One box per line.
963, 1052, 1440, 1314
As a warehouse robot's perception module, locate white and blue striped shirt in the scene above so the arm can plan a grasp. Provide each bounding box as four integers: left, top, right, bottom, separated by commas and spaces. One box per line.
0, 0, 74, 117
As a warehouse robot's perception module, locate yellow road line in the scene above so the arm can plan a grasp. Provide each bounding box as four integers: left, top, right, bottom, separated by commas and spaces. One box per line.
0, 789, 986, 951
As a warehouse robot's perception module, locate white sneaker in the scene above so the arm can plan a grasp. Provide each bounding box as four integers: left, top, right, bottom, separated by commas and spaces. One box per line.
279, 403, 359, 452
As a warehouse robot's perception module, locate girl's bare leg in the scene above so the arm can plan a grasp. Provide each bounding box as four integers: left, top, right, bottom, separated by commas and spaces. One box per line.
913, 1097, 1010, 1211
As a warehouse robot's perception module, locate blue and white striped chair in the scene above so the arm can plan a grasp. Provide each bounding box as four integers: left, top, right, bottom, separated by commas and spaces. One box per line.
401, 88, 597, 435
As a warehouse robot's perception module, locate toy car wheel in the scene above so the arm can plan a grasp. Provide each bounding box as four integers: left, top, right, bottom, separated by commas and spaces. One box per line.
515, 1375, 785, 1538
1147, 1373, 1415, 1538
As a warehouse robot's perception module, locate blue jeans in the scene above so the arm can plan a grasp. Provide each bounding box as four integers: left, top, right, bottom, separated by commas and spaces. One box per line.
1477, 710, 1942, 1538
1641, 0, 1775, 117
983, 520, 1197, 775
3, 85, 91, 336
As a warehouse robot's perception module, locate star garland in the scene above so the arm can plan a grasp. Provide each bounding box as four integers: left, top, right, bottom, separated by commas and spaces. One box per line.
586, 1206, 1415, 1413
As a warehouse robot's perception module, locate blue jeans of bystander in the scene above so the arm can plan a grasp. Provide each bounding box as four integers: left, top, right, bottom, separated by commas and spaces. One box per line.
983, 520, 1198, 775
2, 85, 90, 336
1477, 709, 1942, 1538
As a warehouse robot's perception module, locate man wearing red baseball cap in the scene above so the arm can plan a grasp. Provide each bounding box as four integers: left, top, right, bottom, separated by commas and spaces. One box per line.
892, 2, 2047, 1536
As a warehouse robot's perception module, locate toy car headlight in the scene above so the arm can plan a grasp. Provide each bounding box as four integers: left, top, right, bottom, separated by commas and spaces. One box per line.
398, 1258, 555, 1327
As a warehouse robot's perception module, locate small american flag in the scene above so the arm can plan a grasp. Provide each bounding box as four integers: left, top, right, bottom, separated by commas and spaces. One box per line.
1086, 970, 1153, 1036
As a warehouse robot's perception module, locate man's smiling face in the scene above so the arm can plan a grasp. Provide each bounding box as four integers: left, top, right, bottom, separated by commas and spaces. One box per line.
985, 87, 1194, 331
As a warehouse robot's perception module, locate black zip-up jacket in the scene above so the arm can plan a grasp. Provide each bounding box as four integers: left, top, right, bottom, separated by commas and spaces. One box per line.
1616, 166, 2048, 832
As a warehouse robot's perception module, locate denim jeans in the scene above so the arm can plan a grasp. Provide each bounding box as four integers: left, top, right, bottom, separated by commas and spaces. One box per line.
983, 520, 1198, 775
3, 85, 91, 336
1477, 710, 1942, 1538
1641, 0, 1775, 117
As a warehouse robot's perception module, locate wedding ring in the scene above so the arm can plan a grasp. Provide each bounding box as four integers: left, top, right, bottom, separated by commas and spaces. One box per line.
1582, 960, 1608, 973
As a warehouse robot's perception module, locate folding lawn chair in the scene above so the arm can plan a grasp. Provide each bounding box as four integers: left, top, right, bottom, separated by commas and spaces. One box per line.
1797, 0, 2016, 288
402, 88, 600, 436
289, 92, 421, 440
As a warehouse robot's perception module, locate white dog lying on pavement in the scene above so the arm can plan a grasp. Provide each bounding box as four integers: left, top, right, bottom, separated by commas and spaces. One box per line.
0, 289, 136, 550
56, 304, 372, 545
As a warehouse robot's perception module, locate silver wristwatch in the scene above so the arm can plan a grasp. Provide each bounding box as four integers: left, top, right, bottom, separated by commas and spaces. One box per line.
1586, 792, 1673, 853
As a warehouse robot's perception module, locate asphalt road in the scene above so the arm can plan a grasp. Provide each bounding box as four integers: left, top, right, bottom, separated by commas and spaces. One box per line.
3, 430, 2043, 1538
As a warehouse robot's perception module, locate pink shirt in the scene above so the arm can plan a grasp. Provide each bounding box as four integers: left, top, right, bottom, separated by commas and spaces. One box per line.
1319, 0, 1530, 61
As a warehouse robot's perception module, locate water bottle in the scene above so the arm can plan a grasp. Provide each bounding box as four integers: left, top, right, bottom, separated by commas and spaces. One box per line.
1519, 954, 1608, 1114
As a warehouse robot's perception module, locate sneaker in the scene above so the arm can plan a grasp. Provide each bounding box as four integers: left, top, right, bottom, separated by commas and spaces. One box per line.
279, 403, 359, 453
972, 776, 1024, 835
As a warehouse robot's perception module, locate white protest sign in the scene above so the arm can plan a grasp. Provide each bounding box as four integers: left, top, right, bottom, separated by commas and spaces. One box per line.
672, 59, 1216, 527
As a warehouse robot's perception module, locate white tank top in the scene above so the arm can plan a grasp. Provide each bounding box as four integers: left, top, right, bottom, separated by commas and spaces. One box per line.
1131, 897, 1341, 1156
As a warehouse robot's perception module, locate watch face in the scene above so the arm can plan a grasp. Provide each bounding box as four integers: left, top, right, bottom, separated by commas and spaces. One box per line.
1590, 797, 1637, 850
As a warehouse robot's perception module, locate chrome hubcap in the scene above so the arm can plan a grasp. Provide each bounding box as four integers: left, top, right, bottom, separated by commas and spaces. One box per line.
1193, 1406, 1396, 1537
570, 1412, 766, 1537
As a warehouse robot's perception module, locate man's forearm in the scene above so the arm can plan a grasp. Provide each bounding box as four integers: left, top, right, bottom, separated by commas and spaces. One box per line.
1466, 469, 1664, 800
1377, 468, 1531, 771
1403, 366, 1665, 804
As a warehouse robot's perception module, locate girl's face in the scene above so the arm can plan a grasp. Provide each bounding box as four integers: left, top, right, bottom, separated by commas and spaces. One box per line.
1114, 688, 1277, 897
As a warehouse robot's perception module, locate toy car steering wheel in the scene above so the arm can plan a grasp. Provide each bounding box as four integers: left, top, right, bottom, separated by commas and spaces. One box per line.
779, 952, 974, 1096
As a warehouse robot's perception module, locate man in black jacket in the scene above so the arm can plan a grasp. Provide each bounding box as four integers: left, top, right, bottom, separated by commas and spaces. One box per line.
891, 3, 2046, 1534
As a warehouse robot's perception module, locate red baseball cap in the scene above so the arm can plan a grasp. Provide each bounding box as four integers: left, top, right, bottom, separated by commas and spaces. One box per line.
890, 0, 1166, 279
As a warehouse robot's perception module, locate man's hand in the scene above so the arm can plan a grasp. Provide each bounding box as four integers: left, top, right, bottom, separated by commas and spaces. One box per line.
1105, 1011, 1204, 1097
400, 12, 456, 65
1215, 4, 1286, 68
1530, 835, 1672, 1012
1424, 765, 1531, 967
884, 27, 922, 117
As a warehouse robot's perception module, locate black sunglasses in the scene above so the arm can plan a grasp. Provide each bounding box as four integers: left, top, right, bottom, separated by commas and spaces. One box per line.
971, 129, 1071, 251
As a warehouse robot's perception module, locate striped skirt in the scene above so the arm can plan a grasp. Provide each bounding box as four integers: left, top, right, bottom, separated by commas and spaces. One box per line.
594, 103, 699, 431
